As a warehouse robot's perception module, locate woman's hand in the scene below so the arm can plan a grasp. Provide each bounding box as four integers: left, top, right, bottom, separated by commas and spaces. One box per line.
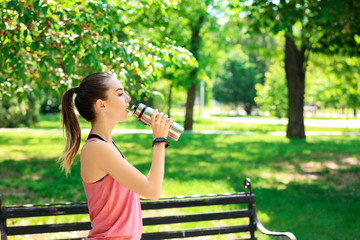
151, 109, 173, 139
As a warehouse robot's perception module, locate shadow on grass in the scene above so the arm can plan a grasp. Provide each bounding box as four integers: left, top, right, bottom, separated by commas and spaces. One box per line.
1, 132, 359, 239
254, 182, 360, 240
0, 156, 85, 205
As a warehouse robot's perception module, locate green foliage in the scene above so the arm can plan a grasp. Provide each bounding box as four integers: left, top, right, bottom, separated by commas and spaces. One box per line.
213, 47, 261, 114
255, 64, 288, 118
0, 0, 198, 126
0, 0, 197, 102
306, 54, 360, 110
242, 0, 360, 55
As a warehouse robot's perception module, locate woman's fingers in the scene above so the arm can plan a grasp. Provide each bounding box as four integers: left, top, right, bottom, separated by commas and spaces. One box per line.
151, 112, 173, 139
156, 112, 163, 121
151, 109, 159, 124
153, 111, 172, 130
161, 114, 168, 123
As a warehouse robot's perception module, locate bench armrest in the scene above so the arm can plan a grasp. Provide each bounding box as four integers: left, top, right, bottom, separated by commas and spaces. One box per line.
252, 206, 296, 240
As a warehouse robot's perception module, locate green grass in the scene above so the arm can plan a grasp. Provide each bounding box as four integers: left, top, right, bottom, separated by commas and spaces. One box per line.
1, 114, 360, 239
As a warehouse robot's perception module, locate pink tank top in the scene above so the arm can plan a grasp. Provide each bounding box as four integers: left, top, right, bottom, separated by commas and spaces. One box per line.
82, 137, 143, 239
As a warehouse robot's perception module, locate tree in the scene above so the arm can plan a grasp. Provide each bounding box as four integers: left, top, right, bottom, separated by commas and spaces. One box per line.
167, 0, 210, 130
255, 63, 288, 118
306, 54, 360, 116
239, 0, 360, 138
213, 47, 261, 115
130, 0, 221, 130
0, 0, 197, 125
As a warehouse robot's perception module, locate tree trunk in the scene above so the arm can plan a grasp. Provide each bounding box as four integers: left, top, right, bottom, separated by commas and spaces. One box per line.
354, 108, 357, 118
244, 102, 252, 115
285, 35, 306, 139
184, 75, 197, 130
184, 15, 204, 130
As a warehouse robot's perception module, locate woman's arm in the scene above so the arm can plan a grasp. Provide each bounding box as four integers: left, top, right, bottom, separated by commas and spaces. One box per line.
81, 110, 172, 200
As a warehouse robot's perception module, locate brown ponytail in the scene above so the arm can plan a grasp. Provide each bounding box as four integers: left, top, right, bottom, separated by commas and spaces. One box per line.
58, 72, 114, 174
58, 88, 81, 175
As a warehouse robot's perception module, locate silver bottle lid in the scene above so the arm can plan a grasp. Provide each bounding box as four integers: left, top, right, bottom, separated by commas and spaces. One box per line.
132, 103, 147, 118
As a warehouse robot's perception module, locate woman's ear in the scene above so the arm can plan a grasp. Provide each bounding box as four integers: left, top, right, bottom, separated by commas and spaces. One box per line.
95, 99, 107, 113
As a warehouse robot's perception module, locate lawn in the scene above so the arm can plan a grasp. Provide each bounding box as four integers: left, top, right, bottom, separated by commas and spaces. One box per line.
37, 111, 359, 133
0, 114, 359, 239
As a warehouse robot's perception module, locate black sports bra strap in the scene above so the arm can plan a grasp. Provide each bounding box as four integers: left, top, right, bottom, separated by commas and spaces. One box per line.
112, 140, 125, 158
87, 134, 106, 142
87, 134, 125, 158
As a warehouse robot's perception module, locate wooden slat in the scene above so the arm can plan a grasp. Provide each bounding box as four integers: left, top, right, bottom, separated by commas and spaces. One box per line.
143, 210, 252, 226
7, 222, 91, 235
3, 194, 254, 219
141, 225, 257, 239
6, 210, 253, 235
141, 194, 255, 210
2, 205, 89, 219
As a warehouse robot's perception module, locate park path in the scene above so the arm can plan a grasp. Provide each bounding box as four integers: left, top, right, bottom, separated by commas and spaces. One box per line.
0, 118, 359, 135
219, 117, 360, 129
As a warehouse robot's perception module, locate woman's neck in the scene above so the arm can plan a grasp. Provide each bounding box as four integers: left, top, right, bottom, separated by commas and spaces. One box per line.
90, 118, 116, 143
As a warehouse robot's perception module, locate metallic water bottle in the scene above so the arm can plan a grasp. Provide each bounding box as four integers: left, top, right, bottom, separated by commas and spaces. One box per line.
132, 103, 184, 141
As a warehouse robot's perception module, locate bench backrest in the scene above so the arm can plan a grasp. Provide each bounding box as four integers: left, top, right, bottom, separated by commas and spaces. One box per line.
0, 192, 257, 240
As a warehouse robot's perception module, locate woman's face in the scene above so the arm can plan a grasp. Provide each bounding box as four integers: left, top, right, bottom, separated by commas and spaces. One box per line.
103, 77, 131, 123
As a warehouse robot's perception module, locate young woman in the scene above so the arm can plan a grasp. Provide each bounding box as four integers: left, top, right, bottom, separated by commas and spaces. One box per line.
59, 72, 173, 239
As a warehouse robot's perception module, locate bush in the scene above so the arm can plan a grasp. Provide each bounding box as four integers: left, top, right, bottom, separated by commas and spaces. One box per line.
0, 96, 40, 128
40, 96, 61, 114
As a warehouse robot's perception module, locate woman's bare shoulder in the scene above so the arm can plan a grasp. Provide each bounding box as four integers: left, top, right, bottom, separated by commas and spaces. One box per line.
80, 140, 112, 183
80, 140, 112, 161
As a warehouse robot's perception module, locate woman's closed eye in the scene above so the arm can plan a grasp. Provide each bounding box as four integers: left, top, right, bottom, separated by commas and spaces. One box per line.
116, 87, 124, 96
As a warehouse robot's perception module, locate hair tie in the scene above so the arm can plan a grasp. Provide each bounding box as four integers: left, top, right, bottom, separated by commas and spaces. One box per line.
73, 86, 79, 94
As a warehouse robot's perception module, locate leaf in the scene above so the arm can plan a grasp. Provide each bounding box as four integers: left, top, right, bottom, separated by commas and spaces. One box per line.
65, 56, 75, 74
42, 5, 49, 15
91, 55, 98, 68
355, 35, 360, 44
7, 1, 15, 9
84, 54, 91, 64
152, 91, 164, 101
48, 58, 56, 68
109, 25, 116, 34
31, 41, 39, 51
33, 0, 40, 10
66, 64, 74, 75
17, 67, 25, 82
121, 45, 133, 65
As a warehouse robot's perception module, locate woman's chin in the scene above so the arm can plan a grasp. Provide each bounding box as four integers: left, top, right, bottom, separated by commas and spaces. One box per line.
118, 116, 128, 122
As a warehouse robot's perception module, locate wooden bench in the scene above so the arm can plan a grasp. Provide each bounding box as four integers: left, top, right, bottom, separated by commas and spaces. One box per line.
0, 178, 296, 240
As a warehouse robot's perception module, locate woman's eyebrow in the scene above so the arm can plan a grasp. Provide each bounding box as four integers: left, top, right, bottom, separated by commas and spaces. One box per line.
115, 87, 123, 92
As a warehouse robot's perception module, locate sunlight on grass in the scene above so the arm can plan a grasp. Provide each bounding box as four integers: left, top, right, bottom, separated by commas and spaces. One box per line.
162, 179, 234, 197
1, 130, 359, 239
0, 131, 63, 161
